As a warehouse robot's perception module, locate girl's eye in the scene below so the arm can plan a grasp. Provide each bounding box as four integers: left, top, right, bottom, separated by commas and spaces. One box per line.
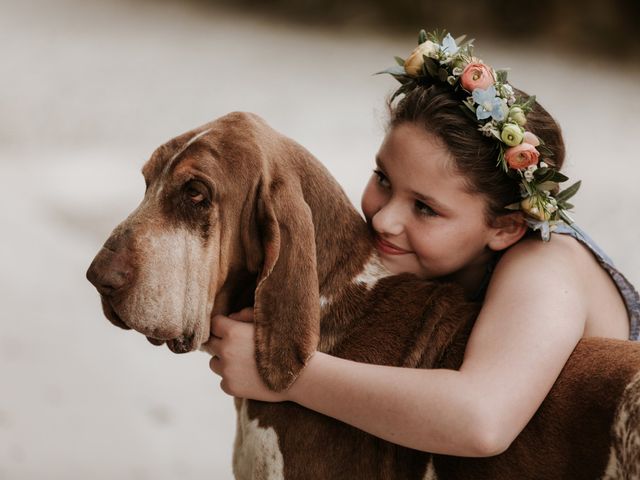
184, 180, 209, 206
373, 169, 390, 188
415, 200, 438, 217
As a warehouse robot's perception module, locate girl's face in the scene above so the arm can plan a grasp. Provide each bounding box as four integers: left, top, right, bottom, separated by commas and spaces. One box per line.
361, 122, 501, 283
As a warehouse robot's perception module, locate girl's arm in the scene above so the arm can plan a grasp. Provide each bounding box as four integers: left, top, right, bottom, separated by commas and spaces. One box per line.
209, 238, 586, 457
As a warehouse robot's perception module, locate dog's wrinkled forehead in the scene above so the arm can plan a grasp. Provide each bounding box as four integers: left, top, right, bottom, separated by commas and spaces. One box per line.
142, 112, 275, 186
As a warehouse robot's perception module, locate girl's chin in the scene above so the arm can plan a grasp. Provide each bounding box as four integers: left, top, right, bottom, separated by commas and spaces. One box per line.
378, 253, 423, 277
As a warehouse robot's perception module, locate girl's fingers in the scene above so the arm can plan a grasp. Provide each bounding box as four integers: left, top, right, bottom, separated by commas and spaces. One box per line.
211, 313, 239, 337
229, 307, 254, 323
209, 355, 222, 375
208, 336, 222, 357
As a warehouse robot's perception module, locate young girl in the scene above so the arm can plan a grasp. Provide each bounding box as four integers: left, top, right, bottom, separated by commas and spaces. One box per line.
208, 31, 640, 457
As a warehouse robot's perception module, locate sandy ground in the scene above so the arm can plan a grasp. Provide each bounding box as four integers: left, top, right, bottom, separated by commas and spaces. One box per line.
1, 0, 639, 478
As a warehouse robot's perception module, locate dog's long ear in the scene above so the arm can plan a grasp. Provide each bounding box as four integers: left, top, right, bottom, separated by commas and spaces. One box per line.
252, 172, 320, 392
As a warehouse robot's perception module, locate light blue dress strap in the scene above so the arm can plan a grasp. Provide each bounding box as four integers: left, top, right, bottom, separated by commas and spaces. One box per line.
554, 223, 640, 341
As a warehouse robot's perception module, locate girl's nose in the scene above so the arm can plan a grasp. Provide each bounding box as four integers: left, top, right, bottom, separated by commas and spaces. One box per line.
371, 201, 404, 237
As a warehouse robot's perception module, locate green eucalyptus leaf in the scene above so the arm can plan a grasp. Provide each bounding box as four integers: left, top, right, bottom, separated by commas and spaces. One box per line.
394, 56, 405, 67
548, 171, 569, 183
419, 29, 427, 44
496, 70, 508, 83
534, 169, 568, 184
555, 180, 581, 202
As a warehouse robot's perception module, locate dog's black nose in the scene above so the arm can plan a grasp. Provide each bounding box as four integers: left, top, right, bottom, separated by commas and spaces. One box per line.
86, 246, 133, 296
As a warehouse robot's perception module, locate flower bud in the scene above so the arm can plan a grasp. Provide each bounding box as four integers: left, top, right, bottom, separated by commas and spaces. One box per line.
501, 123, 524, 147
509, 106, 527, 126
523, 131, 540, 147
521, 196, 552, 221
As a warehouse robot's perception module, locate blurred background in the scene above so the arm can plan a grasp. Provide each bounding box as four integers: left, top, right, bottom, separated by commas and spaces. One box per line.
1, 0, 638, 478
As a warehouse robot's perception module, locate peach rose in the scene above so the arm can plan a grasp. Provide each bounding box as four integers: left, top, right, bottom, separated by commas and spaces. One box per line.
404, 41, 439, 76
460, 63, 494, 91
504, 142, 540, 170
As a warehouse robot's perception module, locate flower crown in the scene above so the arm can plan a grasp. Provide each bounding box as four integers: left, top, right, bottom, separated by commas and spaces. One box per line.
379, 29, 580, 241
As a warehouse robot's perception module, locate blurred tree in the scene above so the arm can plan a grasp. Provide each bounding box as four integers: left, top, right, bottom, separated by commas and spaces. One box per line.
201, 0, 640, 60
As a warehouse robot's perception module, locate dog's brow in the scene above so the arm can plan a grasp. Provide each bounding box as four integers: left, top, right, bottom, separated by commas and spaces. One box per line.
164, 128, 213, 176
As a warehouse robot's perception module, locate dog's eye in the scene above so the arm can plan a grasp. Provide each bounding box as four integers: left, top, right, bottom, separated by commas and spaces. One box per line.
183, 180, 209, 206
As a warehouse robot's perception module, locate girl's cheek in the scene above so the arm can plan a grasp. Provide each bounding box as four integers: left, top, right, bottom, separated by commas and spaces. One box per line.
361, 176, 381, 221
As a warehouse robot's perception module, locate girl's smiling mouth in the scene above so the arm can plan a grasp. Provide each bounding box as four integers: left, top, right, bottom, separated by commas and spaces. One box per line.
375, 235, 413, 255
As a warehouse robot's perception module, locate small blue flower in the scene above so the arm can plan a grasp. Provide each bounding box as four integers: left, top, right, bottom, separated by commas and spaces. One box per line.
472, 86, 508, 121
440, 33, 459, 55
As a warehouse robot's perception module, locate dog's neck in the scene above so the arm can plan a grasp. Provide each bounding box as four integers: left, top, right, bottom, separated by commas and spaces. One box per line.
294, 155, 395, 351
292, 155, 383, 290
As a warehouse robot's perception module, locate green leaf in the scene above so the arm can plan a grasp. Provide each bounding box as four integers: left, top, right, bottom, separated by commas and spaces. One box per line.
555, 180, 581, 202
559, 202, 574, 210
375, 65, 407, 77
534, 168, 568, 184
394, 56, 405, 67
496, 148, 508, 173
438, 68, 449, 82
521, 95, 536, 111
419, 29, 427, 44
559, 209, 575, 225
533, 168, 552, 182
548, 171, 569, 183
496, 70, 508, 83
423, 57, 439, 77
455, 34, 467, 46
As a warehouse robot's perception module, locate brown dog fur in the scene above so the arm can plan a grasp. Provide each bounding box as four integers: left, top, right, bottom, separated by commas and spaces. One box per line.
87, 112, 640, 479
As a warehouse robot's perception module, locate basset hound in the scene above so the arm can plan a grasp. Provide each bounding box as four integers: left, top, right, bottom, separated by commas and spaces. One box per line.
87, 112, 640, 479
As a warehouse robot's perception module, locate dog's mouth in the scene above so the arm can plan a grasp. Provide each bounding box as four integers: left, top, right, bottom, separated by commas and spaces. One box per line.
100, 295, 196, 354
144, 334, 195, 353
165, 334, 196, 353
143, 334, 196, 353
100, 296, 131, 331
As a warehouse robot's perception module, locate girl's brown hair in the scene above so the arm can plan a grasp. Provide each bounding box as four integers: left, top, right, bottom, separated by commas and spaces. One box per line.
388, 83, 565, 223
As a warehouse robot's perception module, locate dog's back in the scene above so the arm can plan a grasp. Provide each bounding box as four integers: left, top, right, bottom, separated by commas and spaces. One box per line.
238, 270, 640, 479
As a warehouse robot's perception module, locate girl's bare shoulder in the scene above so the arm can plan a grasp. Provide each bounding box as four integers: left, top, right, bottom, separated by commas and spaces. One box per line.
495, 232, 590, 287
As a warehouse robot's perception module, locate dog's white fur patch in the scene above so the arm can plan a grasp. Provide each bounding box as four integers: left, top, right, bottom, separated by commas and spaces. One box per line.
319, 295, 331, 309
602, 447, 620, 480
352, 253, 392, 290
602, 371, 640, 480
423, 458, 438, 480
163, 127, 213, 175
234, 399, 285, 480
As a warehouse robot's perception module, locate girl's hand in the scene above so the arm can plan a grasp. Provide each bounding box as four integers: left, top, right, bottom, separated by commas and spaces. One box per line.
209, 308, 288, 402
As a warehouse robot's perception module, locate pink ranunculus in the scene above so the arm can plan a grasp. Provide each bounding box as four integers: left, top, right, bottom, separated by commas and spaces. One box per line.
505, 142, 540, 170
460, 63, 494, 91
